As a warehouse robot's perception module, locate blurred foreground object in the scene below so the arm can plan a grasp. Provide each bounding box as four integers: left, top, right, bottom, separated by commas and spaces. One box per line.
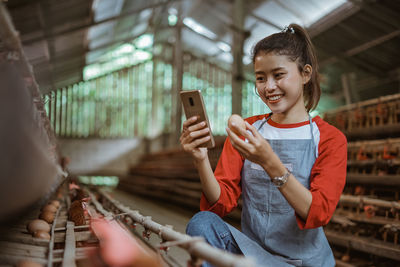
89, 218, 162, 267
0, 2, 61, 221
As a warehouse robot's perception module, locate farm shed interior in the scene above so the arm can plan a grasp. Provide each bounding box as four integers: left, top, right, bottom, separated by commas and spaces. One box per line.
0, 0, 400, 266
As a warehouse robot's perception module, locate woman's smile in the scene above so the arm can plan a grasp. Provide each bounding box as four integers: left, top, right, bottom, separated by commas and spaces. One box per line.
267, 94, 284, 103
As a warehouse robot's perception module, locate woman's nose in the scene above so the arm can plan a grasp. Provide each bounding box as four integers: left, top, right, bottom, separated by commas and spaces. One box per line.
265, 79, 277, 92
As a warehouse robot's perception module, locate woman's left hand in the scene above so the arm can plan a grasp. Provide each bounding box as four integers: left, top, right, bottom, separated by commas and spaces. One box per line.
226, 121, 273, 168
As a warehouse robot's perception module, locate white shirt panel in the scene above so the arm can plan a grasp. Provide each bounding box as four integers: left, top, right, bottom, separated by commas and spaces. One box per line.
251, 118, 321, 157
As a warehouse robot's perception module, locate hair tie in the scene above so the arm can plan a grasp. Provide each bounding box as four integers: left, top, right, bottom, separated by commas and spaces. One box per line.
283, 26, 295, 34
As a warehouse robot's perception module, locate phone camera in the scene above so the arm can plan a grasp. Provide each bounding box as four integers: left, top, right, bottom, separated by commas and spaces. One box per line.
189, 97, 194, 106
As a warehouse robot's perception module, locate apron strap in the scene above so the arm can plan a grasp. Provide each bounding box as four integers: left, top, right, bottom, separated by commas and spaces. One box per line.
257, 113, 318, 158
308, 115, 318, 158
257, 113, 272, 131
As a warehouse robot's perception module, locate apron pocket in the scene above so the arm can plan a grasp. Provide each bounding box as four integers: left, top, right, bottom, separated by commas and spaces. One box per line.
243, 171, 270, 211
270, 184, 292, 213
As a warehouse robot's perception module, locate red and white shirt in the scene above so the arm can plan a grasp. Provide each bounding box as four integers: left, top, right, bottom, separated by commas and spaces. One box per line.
200, 114, 347, 229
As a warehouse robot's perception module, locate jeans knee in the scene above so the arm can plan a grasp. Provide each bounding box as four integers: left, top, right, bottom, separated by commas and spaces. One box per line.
186, 211, 220, 236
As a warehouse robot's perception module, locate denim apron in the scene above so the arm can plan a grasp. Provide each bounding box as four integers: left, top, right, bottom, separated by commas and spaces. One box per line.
226, 115, 335, 267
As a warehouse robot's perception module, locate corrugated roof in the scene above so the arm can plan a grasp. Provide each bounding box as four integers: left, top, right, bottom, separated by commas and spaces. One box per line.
3, 0, 399, 102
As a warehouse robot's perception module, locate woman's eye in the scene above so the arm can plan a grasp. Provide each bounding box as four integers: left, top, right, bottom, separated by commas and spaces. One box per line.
256, 77, 265, 81
275, 73, 284, 78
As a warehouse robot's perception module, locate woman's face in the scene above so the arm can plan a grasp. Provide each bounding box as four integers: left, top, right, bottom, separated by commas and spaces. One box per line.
254, 52, 310, 116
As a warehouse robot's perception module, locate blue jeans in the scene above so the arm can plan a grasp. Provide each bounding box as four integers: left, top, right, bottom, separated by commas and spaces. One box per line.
186, 211, 243, 267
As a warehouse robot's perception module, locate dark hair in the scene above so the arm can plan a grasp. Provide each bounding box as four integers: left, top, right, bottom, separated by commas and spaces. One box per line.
252, 23, 320, 112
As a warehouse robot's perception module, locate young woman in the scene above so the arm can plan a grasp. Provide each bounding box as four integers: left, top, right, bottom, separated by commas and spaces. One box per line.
180, 24, 347, 267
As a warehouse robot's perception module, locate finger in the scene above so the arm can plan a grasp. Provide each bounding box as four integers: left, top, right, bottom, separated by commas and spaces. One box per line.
236, 122, 259, 145
226, 127, 253, 152
182, 118, 197, 139
245, 121, 262, 139
182, 127, 210, 144
230, 122, 256, 144
188, 121, 207, 132
184, 135, 211, 151
182, 116, 199, 129
226, 129, 248, 157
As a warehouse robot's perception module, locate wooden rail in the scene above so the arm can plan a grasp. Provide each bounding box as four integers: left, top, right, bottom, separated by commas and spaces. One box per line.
325, 229, 400, 261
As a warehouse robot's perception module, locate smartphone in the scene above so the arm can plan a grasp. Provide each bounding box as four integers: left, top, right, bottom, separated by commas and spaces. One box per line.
180, 90, 215, 148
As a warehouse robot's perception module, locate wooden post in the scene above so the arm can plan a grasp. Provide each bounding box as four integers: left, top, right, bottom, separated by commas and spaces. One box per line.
150, 8, 165, 138
171, 4, 183, 146
231, 0, 245, 115
349, 72, 359, 103
341, 73, 352, 105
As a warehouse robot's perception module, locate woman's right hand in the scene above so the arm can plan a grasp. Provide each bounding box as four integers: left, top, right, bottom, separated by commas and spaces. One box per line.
180, 116, 210, 162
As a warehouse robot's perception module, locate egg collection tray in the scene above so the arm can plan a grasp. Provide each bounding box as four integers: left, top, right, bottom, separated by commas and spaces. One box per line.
0, 184, 253, 267
0, 203, 96, 266
324, 93, 400, 141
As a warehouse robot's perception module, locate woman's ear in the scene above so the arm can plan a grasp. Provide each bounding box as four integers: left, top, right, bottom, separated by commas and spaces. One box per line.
302, 64, 312, 84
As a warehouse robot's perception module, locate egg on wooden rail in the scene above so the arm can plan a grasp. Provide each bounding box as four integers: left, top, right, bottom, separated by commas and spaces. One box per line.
33, 230, 51, 240
41, 204, 57, 213
27, 219, 50, 234
228, 114, 246, 136
49, 200, 60, 208
39, 211, 55, 223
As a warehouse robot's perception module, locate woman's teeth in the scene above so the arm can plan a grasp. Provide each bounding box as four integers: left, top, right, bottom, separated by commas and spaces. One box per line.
269, 95, 283, 101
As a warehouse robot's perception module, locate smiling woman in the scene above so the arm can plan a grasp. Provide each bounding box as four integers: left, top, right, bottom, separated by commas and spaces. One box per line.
182, 23, 347, 267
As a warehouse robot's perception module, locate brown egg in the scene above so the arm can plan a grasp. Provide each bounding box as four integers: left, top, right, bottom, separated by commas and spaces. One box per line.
50, 200, 60, 208
39, 211, 55, 223
341, 254, 350, 262
228, 114, 246, 136
16, 260, 43, 267
42, 204, 57, 213
33, 230, 51, 240
27, 219, 50, 234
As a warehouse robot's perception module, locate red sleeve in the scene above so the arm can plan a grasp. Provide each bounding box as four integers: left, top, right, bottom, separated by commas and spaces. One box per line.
200, 137, 244, 217
296, 118, 347, 229
200, 115, 266, 217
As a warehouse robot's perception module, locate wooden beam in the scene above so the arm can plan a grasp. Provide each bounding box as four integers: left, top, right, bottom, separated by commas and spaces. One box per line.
23, 0, 181, 45
354, 68, 400, 93
348, 0, 400, 29
203, 0, 251, 35
346, 173, 400, 186
321, 30, 400, 67
182, 24, 230, 54
273, 0, 304, 22
315, 42, 385, 75
308, 1, 360, 38
347, 30, 400, 57
250, 12, 281, 30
